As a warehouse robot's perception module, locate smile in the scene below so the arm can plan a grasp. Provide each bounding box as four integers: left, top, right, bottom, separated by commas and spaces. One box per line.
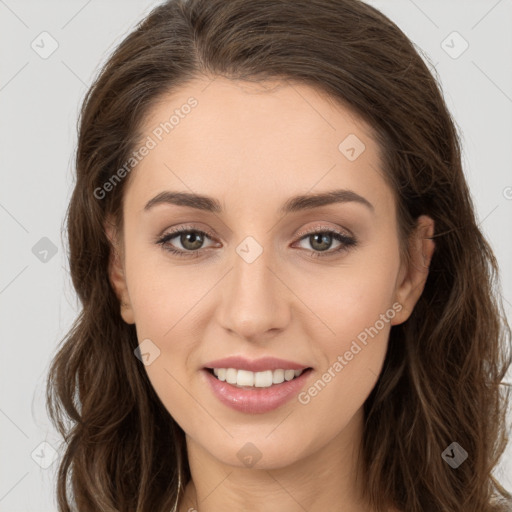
202, 366, 314, 414
210, 367, 307, 388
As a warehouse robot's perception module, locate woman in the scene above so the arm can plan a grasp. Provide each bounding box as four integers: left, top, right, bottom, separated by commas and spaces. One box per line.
46, 0, 512, 511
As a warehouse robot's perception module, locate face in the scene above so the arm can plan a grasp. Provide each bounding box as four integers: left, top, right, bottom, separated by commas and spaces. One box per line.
107, 76, 434, 470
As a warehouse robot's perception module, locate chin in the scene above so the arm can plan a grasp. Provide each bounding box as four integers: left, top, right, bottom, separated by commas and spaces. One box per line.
198, 432, 315, 471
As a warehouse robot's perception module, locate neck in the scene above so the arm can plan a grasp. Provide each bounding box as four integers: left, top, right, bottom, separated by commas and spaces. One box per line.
177, 408, 375, 512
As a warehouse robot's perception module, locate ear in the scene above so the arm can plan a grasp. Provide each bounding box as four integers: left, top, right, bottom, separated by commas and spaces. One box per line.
104, 216, 135, 325
391, 215, 435, 326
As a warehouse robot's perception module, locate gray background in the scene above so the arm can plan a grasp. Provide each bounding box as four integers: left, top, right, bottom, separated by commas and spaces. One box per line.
1, 0, 511, 510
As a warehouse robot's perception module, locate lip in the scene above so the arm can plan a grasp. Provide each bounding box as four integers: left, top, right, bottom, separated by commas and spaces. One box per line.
203, 356, 311, 372
202, 367, 314, 414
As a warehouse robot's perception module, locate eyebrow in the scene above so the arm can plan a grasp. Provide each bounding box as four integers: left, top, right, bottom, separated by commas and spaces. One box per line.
143, 189, 375, 215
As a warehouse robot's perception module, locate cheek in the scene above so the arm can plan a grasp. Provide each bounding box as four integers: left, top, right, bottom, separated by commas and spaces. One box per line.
124, 236, 205, 335
122, 241, 202, 406
293, 244, 400, 416
305, 281, 396, 404
125, 228, 400, 428
301, 241, 401, 352
293, 277, 398, 452
114, 251, 401, 470
127, 230, 401, 370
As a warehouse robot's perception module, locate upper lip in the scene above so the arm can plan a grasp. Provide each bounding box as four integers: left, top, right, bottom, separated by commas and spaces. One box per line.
203, 356, 312, 372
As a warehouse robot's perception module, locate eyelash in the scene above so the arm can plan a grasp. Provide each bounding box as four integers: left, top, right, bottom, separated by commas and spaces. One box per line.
155, 225, 358, 260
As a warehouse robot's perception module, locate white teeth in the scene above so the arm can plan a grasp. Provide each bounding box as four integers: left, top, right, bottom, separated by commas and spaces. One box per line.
210, 367, 307, 388
226, 368, 238, 384
237, 369, 254, 386
272, 369, 285, 384
254, 370, 273, 387
284, 369, 295, 381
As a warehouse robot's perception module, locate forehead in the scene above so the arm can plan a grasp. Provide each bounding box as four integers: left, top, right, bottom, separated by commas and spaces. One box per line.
125, 76, 393, 217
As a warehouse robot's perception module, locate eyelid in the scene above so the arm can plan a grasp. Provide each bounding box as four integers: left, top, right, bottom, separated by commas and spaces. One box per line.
159, 223, 353, 245
158, 224, 217, 240
294, 223, 354, 240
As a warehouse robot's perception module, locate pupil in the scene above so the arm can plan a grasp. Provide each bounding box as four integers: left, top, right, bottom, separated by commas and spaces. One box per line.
311, 233, 331, 251
183, 232, 203, 250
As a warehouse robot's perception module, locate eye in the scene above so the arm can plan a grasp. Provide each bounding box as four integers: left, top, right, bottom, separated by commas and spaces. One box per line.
292, 227, 358, 259
155, 225, 358, 259
155, 226, 218, 258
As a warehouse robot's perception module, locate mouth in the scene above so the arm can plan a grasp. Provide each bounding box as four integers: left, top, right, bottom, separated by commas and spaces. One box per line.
204, 367, 313, 389
201, 365, 315, 414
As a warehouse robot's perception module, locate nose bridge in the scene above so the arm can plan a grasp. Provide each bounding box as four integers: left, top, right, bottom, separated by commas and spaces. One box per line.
217, 234, 289, 339
234, 235, 274, 295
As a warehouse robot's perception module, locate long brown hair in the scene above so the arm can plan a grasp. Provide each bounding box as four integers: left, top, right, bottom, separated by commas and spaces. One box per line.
46, 0, 512, 510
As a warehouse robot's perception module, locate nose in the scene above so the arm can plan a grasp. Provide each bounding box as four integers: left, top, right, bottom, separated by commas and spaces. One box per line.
215, 241, 291, 342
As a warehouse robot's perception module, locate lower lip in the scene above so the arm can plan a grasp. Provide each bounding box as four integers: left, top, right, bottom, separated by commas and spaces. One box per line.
202, 368, 313, 414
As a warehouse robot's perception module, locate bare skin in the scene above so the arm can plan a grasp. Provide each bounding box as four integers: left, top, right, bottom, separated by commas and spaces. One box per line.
106, 76, 435, 512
